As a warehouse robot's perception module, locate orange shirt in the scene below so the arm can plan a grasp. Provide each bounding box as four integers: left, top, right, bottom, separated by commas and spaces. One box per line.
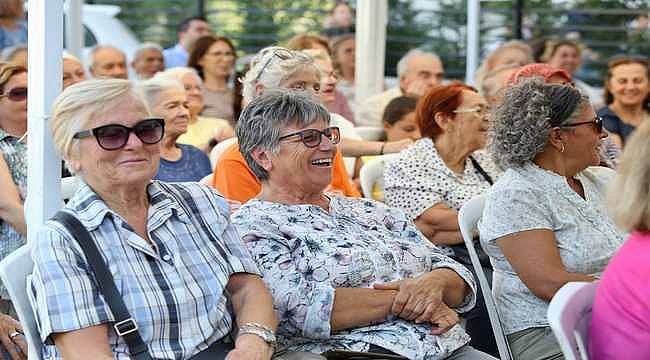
212, 142, 360, 203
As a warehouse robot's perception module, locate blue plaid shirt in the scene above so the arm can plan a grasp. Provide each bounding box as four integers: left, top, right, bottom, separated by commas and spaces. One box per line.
28, 180, 260, 359
0, 128, 27, 300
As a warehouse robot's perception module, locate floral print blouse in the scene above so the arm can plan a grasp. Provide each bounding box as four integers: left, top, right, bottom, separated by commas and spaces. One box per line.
232, 195, 477, 359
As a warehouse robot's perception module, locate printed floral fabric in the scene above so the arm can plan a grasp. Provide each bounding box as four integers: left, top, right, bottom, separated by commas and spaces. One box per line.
232, 195, 477, 360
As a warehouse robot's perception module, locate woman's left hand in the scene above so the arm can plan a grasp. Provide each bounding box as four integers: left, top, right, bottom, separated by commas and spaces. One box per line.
226, 334, 273, 360
373, 270, 458, 329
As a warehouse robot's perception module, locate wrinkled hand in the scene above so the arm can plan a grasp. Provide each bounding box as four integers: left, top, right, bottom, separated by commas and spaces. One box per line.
373, 272, 459, 334
404, 79, 431, 97
383, 139, 414, 154
0, 314, 26, 360
225, 334, 273, 360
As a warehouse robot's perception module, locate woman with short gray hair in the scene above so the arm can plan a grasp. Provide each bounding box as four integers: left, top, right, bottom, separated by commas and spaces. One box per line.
232, 89, 496, 360
478, 78, 624, 359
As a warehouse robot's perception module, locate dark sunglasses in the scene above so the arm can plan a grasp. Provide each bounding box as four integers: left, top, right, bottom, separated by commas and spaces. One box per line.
562, 116, 603, 133
73, 118, 165, 151
279, 126, 341, 148
0, 87, 27, 102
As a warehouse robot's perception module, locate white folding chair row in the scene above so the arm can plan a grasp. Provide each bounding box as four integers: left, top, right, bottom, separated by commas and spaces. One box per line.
458, 195, 513, 360
0, 245, 42, 359
547, 281, 597, 360
358, 154, 399, 201
209, 137, 238, 170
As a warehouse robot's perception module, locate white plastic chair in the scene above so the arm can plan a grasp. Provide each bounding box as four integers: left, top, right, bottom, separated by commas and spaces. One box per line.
354, 126, 385, 141
0, 245, 42, 359
458, 195, 513, 360
547, 281, 597, 360
209, 137, 238, 169
199, 173, 214, 187
359, 154, 398, 200
61, 176, 80, 201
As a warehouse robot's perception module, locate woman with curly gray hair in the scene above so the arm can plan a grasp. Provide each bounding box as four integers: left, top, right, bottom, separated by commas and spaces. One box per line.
478, 78, 624, 360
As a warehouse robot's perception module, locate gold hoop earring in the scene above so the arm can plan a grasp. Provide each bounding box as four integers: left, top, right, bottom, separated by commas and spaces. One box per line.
560, 143, 565, 153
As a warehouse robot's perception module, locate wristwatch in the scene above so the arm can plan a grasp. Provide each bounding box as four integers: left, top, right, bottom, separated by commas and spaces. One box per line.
238, 322, 277, 350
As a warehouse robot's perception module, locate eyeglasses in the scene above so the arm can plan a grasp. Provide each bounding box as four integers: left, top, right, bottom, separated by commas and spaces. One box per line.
73, 118, 165, 151
254, 49, 295, 82
0, 87, 27, 102
279, 126, 341, 148
453, 105, 490, 116
562, 116, 603, 133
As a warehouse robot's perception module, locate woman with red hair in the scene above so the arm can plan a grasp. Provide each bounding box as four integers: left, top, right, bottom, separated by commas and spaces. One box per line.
384, 82, 500, 356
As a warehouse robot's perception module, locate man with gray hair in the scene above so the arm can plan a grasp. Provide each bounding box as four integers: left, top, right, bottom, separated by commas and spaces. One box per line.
131, 42, 165, 80
356, 49, 444, 127
87, 45, 128, 79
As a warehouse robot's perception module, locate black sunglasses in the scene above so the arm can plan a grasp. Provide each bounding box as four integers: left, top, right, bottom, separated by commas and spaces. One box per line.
562, 116, 603, 133
73, 118, 165, 151
279, 126, 341, 148
0, 87, 27, 102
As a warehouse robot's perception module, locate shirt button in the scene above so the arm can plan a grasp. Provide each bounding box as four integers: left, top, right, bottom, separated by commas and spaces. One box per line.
162, 254, 171, 261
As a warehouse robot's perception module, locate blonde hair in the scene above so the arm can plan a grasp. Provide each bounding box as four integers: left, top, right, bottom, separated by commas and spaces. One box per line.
50, 79, 151, 167
0, 62, 25, 92
608, 120, 650, 232
474, 40, 533, 89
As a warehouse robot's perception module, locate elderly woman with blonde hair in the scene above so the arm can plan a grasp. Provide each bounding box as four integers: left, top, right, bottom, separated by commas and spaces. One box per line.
479, 78, 624, 359
28, 79, 281, 360
62, 53, 86, 89
589, 119, 650, 359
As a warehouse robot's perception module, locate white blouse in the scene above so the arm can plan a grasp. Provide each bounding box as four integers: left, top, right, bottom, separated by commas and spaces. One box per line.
478, 163, 625, 334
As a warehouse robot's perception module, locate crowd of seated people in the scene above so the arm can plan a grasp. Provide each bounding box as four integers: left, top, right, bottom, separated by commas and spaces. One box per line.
3, 1, 650, 358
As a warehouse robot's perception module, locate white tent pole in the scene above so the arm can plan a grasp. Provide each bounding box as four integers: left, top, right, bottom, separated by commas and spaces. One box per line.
355, 0, 388, 103
65, 0, 84, 59
465, 0, 480, 84
26, 0, 63, 244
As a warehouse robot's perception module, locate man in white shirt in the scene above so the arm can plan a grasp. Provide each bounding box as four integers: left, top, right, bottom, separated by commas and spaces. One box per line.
356, 49, 444, 127
163, 16, 212, 68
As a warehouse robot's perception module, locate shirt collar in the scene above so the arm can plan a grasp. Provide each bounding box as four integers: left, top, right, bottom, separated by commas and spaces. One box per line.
67, 179, 191, 231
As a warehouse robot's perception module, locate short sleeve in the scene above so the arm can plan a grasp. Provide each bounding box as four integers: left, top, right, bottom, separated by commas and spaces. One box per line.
28, 222, 113, 343
384, 156, 445, 220
479, 186, 554, 243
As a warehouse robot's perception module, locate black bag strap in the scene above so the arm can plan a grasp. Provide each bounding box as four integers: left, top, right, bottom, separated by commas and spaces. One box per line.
469, 155, 494, 185
52, 211, 153, 360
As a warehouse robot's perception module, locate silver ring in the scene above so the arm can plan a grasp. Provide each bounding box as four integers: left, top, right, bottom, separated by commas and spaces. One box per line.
8, 331, 20, 339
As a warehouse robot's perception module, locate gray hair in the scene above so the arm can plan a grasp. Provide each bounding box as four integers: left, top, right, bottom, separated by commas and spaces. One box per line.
138, 77, 185, 111
241, 46, 319, 103
396, 49, 440, 77
133, 42, 164, 60
488, 77, 590, 169
236, 89, 331, 181
154, 67, 203, 86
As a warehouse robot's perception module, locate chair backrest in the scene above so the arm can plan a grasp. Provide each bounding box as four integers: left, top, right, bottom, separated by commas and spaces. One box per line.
209, 137, 238, 169
354, 126, 385, 141
359, 154, 398, 200
61, 176, 80, 201
199, 173, 214, 187
0, 245, 42, 359
458, 195, 513, 360
548, 281, 597, 360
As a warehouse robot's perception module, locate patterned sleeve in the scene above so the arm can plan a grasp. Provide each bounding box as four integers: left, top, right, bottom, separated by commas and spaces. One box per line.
384, 156, 445, 220
28, 221, 113, 343
232, 210, 335, 340
378, 203, 477, 313
479, 185, 554, 243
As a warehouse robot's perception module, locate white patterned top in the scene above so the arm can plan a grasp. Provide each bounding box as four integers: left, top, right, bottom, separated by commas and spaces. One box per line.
478, 163, 625, 334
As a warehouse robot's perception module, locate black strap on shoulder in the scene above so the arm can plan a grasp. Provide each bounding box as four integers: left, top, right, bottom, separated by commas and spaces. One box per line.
51, 211, 153, 360
469, 155, 494, 185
